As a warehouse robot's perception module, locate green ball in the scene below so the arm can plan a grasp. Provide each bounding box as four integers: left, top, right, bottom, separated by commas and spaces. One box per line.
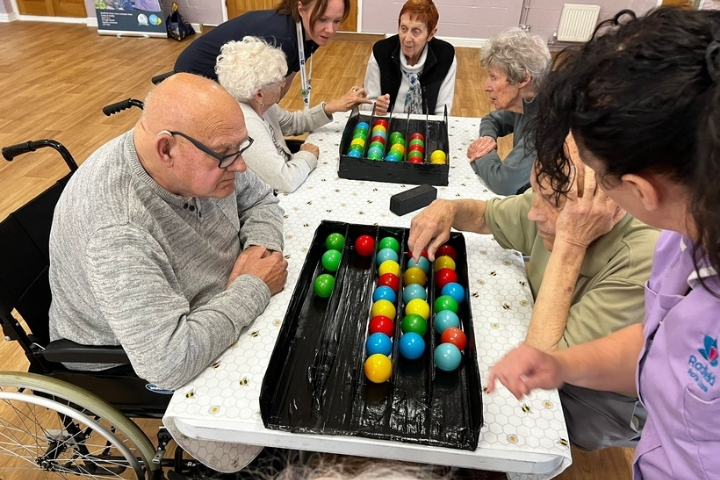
325, 233, 345, 250
353, 131, 368, 140
369, 141, 385, 151
409, 138, 425, 149
434, 295, 459, 314
314, 274, 335, 298
407, 150, 424, 160
322, 249, 342, 272
389, 132, 405, 144
378, 236, 400, 253
401, 314, 427, 336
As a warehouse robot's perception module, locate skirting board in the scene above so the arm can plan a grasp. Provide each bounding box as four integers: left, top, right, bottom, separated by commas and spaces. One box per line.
0, 12, 18, 22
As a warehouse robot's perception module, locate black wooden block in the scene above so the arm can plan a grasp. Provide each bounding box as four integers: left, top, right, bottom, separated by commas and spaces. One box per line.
390, 184, 437, 216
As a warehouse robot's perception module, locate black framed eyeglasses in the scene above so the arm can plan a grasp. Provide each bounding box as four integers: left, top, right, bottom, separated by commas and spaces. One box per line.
160, 130, 254, 168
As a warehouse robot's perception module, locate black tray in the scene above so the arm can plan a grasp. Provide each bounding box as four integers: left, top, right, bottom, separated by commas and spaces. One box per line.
337, 108, 450, 186
259, 221, 483, 450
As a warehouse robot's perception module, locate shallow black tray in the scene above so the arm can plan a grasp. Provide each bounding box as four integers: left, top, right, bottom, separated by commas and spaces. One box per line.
259, 221, 482, 450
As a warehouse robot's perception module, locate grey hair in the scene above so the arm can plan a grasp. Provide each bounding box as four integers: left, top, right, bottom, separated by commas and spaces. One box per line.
481, 27, 551, 92
215, 37, 288, 103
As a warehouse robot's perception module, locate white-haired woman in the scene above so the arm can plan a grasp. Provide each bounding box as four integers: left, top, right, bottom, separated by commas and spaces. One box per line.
467, 28, 550, 196
216, 37, 370, 193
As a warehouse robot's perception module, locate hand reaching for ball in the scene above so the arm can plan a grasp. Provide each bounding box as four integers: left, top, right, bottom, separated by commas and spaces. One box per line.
324, 86, 373, 115
374, 94, 391, 116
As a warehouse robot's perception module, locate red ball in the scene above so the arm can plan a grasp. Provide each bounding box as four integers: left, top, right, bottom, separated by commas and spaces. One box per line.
407, 156, 424, 164
409, 132, 425, 142
355, 234, 375, 257
374, 119, 389, 129
407, 249, 428, 259
370, 135, 386, 145
369, 315, 395, 336
435, 268, 459, 289
441, 327, 467, 351
377, 273, 400, 293
408, 144, 425, 154
436, 244, 458, 260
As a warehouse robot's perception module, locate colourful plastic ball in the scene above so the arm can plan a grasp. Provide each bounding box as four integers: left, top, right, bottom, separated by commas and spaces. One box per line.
407, 256, 430, 274
371, 125, 387, 136
384, 150, 402, 162
376, 247, 399, 266
434, 255, 456, 271
401, 314, 427, 336
436, 244, 457, 260
374, 118, 389, 129
441, 282, 465, 304
355, 235, 375, 257
390, 143, 405, 155
321, 249, 342, 272
434, 309, 460, 334
314, 274, 335, 298
407, 156, 423, 164
407, 150, 424, 161
409, 138, 425, 149
407, 249, 429, 259
355, 121, 370, 132
403, 266, 427, 287
434, 295, 459, 314
399, 332, 425, 360
369, 315, 395, 336
347, 149, 362, 158
369, 141, 385, 152
409, 132, 425, 142
378, 237, 400, 253
377, 273, 400, 293
370, 135, 386, 145
367, 146, 384, 160
378, 260, 401, 277
366, 332, 393, 356
352, 130, 368, 140
402, 284, 427, 303
389, 131, 404, 144
405, 298, 430, 320
364, 354, 392, 383
325, 233, 345, 251
435, 268, 459, 289
441, 327, 467, 351
371, 299, 396, 320
408, 144, 424, 155
430, 150, 447, 164
350, 138, 365, 148
373, 285, 397, 303
434, 343, 462, 372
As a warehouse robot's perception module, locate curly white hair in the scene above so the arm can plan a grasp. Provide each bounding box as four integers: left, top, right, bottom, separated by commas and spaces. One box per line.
215, 36, 288, 103
481, 27, 551, 92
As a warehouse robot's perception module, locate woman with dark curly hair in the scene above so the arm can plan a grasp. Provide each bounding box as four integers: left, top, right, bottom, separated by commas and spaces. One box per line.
488, 7, 720, 479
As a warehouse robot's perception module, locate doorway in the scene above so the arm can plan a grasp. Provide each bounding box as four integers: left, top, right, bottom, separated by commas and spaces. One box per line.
16, 0, 86, 17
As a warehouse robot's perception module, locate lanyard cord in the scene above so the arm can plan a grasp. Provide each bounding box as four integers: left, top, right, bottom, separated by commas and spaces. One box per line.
296, 21, 313, 110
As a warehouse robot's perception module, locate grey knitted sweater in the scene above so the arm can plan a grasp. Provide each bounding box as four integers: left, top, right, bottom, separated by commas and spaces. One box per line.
48, 131, 284, 390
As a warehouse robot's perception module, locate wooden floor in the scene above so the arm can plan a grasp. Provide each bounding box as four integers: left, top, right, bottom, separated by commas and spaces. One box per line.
0, 21, 633, 479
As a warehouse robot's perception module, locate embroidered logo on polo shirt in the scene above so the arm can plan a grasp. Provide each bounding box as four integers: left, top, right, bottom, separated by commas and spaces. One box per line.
699, 335, 719, 367
688, 335, 718, 393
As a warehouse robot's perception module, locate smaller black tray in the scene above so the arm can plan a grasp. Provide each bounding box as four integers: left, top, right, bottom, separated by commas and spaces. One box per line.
337, 108, 450, 186
259, 221, 483, 450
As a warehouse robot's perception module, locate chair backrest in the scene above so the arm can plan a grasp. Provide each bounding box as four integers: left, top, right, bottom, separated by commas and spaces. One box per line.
0, 175, 71, 346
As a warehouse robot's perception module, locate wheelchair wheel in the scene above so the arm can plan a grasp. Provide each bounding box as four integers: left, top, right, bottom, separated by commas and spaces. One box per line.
0, 371, 159, 479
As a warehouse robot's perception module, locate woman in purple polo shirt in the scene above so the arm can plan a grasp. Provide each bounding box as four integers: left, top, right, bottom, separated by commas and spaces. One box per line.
487, 8, 720, 479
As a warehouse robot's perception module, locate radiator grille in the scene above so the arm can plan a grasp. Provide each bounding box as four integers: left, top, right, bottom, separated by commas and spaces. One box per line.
557, 4, 601, 42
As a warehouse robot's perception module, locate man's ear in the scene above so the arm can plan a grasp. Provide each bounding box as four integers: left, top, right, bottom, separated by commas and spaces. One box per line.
156, 134, 174, 167
620, 173, 660, 212
427, 27, 437, 42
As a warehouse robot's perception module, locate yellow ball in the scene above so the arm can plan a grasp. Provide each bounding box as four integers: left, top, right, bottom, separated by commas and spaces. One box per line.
403, 266, 427, 286
378, 260, 400, 277
371, 125, 387, 135
351, 138, 366, 148
364, 354, 393, 383
390, 143, 405, 155
405, 298, 430, 320
371, 299, 396, 320
434, 255, 456, 271
430, 150, 447, 164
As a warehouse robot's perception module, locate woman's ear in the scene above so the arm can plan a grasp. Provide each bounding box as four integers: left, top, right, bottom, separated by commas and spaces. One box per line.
518, 73, 532, 90
427, 27, 438, 42
620, 173, 660, 211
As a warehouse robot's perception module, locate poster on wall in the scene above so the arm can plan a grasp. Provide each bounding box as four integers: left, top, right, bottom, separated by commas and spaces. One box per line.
95, 0, 167, 37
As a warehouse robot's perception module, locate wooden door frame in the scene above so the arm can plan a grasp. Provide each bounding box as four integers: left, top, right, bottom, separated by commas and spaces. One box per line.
223, 0, 361, 31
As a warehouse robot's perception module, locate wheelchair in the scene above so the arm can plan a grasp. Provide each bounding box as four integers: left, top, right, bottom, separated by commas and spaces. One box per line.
0, 127, 215, 478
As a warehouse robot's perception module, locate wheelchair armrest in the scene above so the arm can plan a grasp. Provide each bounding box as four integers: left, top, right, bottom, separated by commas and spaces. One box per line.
43, 339, 131, 365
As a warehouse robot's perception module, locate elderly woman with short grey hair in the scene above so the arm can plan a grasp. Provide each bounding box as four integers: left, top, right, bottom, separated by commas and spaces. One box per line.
466, 28, 550, 195
216, 37, 370, 193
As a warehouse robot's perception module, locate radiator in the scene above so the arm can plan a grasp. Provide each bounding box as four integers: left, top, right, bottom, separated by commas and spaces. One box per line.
557, 4, 601, 42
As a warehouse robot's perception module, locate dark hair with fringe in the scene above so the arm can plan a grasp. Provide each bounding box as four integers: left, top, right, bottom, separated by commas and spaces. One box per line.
527, 7, 720, 293
275, 0, 350, 30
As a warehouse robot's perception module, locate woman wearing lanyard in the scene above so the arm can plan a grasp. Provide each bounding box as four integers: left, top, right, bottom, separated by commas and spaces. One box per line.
487, 8, 720, 479
173, 0, 349, 102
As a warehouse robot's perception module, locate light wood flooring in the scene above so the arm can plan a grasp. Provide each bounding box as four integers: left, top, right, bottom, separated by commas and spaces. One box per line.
0, 21, 633, 479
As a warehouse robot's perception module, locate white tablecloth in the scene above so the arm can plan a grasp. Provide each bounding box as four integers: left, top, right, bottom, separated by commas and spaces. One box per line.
163, 113, 572, 479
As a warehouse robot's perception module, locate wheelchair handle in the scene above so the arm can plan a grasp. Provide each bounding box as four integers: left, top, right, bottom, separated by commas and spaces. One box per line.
2, 139, 78, 172
151, 70, 176, 85
102, 98, 144, 116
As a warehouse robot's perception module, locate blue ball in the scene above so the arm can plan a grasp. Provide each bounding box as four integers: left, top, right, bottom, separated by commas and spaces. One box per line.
347, 149, 362, 158
355, 122, 370, 132
434, 310, 460, 334
376, 247, 400, 266
399, 332, 425, 360
434, 343, 462, 371
402, 284, 427, 303
366, 332, 393, 356
441, 282, 465, 304
384, 151, 402, 162
407, 256, 431, 274
373, 285, 397, 303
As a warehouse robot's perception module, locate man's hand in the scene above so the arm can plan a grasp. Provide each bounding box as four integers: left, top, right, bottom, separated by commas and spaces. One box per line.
487, 344, 565, 399
408, 199, 457, 262
466, 136, 497, 161
555, 166, 626, 249
373, 94, 391, 116
299, 142, 320, 158
226, 246, 288, 295
324, 86, 373, 115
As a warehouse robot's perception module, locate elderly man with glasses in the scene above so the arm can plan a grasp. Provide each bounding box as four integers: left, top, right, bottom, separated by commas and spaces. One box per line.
48, 73, 288, 390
